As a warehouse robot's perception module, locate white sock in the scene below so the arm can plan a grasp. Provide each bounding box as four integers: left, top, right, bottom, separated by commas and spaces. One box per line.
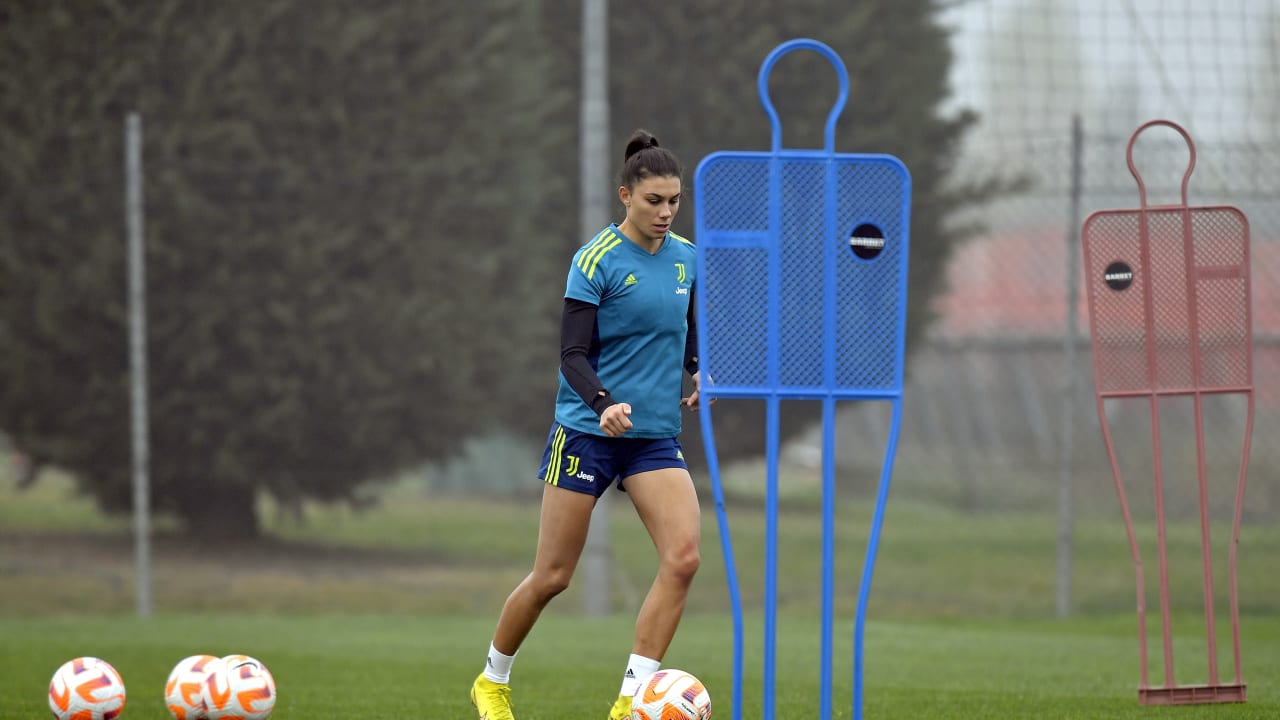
619, 653, 660, 697
484, 644, 516, 684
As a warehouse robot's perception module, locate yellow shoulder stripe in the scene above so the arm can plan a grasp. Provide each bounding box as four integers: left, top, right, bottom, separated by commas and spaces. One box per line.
577, 230, 614, 270
578, 231, 623, 280
576, 230, 615, 273
670, 231, 695, 247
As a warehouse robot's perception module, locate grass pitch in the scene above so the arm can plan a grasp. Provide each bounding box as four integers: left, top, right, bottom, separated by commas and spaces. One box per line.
3, 612, 1278, 719
3, 467, 1280, 717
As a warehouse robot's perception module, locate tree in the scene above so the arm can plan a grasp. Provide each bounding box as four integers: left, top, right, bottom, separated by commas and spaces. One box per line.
0, 0, 992, 533
0, 0, 571, 534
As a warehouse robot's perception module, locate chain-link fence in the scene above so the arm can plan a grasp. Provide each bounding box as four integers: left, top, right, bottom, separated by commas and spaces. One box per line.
814, 0, 1280, 525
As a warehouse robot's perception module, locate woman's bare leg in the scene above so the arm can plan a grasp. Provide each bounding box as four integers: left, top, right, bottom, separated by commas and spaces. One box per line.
491, 483, 598, 654
623, 467, 702, 659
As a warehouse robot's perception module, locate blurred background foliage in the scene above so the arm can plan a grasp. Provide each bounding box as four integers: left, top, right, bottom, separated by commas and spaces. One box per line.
0, 0, 989, 534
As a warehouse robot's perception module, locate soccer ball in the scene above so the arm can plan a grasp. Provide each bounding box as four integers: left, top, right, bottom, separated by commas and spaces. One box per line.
48, 656, 127, 720
630, 669, 711, 720
165, 654, 219, 720
200, 654, 277, 720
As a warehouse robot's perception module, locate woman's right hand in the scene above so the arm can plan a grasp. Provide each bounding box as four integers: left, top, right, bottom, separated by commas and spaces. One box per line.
599, 402, 633, 437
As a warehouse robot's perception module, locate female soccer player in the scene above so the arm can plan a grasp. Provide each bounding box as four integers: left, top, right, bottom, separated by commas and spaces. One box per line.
471, 129, 706, 720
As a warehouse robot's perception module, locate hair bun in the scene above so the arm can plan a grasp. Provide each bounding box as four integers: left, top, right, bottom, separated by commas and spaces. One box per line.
618, 128, 682, 187
624, 129, 661, 161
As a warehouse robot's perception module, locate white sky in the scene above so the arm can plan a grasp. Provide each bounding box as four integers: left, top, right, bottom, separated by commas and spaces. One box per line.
939, 0, 1278, 145
930, 0, 1280, 205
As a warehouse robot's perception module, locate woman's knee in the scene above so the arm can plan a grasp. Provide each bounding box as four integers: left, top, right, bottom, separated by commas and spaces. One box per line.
662, 542, 701, 584
531, 566, 574, 600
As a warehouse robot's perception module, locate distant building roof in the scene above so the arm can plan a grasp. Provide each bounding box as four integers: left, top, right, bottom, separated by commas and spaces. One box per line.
931, 226, 1279, 341
931, 224, 1279, 407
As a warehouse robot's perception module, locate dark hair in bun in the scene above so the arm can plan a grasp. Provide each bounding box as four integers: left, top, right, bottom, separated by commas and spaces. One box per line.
620, 129, 682, 188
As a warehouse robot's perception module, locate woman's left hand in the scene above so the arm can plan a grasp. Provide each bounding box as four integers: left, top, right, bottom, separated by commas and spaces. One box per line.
682, 371, 713, 411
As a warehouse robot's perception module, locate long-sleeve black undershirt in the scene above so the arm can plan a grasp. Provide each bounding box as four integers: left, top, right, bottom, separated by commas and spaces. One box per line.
560, 295, 700, 417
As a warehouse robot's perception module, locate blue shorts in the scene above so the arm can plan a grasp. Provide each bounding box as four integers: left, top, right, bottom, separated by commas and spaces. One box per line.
537, 422, 688, 497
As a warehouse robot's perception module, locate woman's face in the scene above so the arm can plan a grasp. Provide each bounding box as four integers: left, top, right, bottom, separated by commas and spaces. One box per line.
621, 175, 681, 243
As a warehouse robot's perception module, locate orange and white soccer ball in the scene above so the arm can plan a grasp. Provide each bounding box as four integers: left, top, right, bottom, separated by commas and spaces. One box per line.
165, 654, 219, 720
48, 656, 127, 720
199, 654, 277, 720
630, 668, 711, 720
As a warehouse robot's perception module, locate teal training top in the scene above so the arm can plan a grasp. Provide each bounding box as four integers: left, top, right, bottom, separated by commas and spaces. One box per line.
554, 224, 697, 438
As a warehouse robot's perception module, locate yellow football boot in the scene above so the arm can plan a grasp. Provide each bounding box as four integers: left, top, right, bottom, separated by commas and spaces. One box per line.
607, 692, 633, 720
470, 673, 515, 720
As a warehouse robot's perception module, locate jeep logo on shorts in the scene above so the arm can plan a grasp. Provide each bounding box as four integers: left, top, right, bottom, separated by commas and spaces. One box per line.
564, 455, 595, 482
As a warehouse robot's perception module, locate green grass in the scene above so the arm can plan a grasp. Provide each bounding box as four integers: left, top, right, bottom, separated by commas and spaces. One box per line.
4, 464, 1280, 717
3, 613, 1279, 719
